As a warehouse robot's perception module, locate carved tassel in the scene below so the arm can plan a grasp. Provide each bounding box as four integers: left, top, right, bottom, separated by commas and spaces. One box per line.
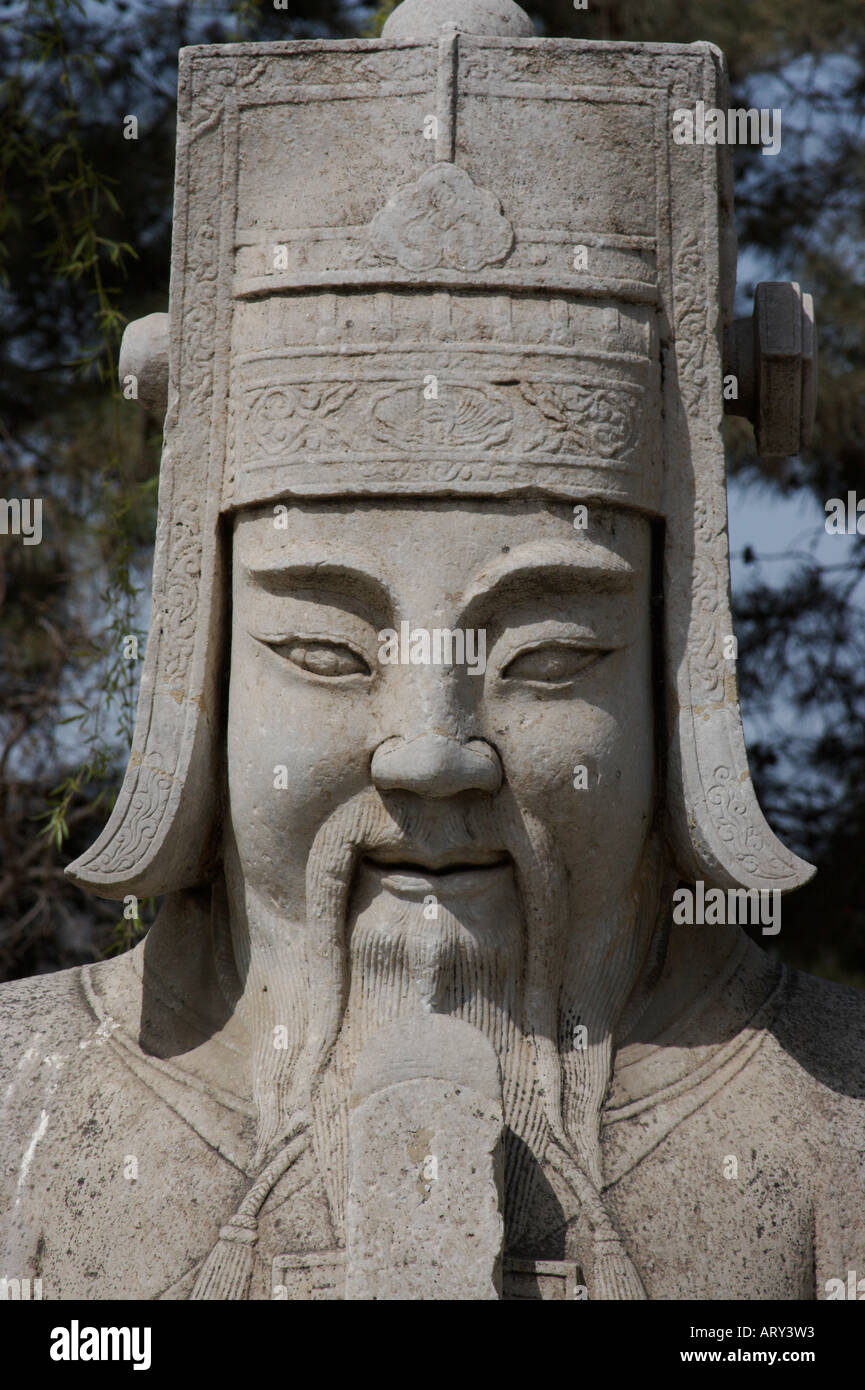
589, 1230, 647, 1301
190, 1115, 308, 1301
189, 1214, 258, 1301
545, 1134, 647, 1300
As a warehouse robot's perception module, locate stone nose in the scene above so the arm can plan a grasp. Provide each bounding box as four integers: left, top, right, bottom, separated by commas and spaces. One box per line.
371, 733, 502, 798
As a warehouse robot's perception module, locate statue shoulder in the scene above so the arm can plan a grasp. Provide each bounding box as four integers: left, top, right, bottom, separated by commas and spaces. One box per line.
777, 971, 865, 1281
0, 962, 99, 1084
775, 966, 865, 1134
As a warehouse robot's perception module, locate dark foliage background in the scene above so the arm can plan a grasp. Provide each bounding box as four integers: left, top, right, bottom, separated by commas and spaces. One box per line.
1, 0, 863, 983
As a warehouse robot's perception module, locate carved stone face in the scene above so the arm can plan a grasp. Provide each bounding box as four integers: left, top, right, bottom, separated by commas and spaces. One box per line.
225, 498, 660, 1199
227, 498, 655, 933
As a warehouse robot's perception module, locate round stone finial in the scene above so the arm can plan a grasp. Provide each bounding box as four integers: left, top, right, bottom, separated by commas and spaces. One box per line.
382, 0, 535, 41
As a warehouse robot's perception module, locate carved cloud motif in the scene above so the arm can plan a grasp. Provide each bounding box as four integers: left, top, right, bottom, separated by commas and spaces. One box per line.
369, 164, 514, 273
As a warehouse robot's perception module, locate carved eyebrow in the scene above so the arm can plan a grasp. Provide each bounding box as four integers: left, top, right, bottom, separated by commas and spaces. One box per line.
241, 556, 393, 619
459, 541, 637, 618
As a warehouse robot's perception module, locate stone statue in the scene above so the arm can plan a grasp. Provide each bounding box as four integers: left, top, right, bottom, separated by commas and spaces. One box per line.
1, 0, 861, 1301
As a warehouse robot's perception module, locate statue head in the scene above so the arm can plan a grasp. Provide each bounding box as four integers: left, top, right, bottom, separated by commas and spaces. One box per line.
66, 0, 817, 1283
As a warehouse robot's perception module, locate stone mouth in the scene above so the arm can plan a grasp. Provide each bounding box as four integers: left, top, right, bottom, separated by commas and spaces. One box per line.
366, 851, 508, 872
362, 854, 512, 899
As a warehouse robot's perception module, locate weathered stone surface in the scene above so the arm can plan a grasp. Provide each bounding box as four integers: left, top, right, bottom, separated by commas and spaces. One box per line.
1, 0, 861, 1303
725, 281, 817, 453
346, 1016, 504, 1300
118, 312, 169, 416
382, 0, 535, 40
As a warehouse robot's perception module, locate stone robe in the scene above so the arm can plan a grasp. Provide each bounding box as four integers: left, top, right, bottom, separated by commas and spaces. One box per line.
1, 892, 863, 1300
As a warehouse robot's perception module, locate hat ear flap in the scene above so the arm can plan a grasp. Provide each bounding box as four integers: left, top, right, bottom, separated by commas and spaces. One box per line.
66, 458, 225, 900
67, 55, 233, 900
660, 164, 814, 894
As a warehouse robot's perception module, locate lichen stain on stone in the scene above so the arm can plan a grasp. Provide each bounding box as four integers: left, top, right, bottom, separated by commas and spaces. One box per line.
407, 1126, 434, 1199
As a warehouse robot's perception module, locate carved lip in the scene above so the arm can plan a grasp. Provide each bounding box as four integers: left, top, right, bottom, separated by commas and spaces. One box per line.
363, 852, 511, 899
366, 849, 508, 871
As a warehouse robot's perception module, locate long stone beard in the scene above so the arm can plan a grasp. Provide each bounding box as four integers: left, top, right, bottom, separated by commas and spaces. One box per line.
318, 856, 534, 1242
225, 788, 666, 1294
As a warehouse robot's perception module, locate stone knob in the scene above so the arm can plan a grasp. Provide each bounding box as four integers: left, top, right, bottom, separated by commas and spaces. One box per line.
382, 0, 535, 39
725, 281, 817, 457
118, 312, 169, 415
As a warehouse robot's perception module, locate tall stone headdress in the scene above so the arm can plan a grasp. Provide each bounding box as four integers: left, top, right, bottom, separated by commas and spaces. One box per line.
67, 0, 816, 897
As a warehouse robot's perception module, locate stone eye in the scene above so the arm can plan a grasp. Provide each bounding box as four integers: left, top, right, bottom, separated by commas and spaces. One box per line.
281, 641, 371, 677
502, 644, 604, 683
